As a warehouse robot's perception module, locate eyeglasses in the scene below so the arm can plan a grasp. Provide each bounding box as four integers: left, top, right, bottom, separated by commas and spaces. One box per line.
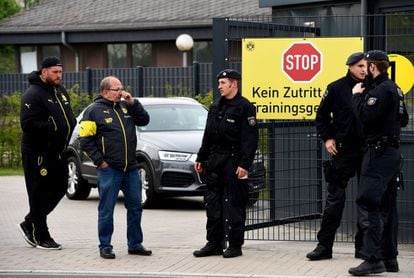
107, 88, 123, 92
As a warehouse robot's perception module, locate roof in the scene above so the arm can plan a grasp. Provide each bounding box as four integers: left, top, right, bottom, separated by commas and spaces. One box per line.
0, 0, 271, 33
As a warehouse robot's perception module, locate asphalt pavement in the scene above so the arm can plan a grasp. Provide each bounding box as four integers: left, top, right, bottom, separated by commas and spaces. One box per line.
0, 176, 413, 278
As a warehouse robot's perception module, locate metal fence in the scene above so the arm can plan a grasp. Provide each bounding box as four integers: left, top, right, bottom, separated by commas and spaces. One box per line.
0, 62, 213, 97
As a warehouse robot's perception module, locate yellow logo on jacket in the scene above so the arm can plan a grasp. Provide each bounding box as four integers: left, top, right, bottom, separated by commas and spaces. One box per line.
105, 118, 113, 124
122, 107, 127, 114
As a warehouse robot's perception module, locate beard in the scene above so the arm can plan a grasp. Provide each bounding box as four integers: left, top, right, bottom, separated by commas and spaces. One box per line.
365, 70, 374, 88
46, 76, 61, 87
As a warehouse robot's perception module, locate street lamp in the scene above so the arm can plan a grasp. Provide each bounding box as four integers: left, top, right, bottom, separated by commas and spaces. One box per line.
176, 34, 194, 67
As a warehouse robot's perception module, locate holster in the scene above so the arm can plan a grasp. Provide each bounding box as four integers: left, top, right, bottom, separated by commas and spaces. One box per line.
323, 160, 334, 183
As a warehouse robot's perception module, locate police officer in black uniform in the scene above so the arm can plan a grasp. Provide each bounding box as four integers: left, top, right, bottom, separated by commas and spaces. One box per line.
193, 69, 258, 258
307, 52, 366, 261
348, 50, 409, 276
19, 57, 76, 250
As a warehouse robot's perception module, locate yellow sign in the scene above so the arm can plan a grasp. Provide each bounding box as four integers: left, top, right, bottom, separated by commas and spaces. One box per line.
242, 37, 364, 120
388, 54, 414, 94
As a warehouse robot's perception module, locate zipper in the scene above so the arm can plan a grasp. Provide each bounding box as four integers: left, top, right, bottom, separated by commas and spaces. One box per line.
54, 88, 72, 153
113, 103, 128, 171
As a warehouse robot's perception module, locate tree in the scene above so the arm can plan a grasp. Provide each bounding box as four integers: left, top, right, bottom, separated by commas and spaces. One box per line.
0, 0, 21, 73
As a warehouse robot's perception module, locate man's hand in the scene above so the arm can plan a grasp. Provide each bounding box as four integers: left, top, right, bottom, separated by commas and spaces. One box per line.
99, 161, 109, 169
352, 82, 365, 95
121, 91, 135, 105
236, 166, 249, 179
325, 139, 338, 156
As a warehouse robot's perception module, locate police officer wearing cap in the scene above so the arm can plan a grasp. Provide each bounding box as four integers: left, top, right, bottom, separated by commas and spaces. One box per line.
307, 52, 367, 261
19, 56, 76, 250
348, 50, 409, 276
193, 69, 258, 258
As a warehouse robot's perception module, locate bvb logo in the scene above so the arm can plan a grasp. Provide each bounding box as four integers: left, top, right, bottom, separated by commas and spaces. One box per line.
40, 167, 48, 176
246, 41, 255, 51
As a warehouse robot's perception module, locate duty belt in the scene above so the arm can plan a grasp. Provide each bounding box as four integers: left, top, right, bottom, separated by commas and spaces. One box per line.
366, 137, 399, 151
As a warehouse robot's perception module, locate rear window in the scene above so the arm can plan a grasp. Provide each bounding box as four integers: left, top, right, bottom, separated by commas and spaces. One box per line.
138, 104, 207, 132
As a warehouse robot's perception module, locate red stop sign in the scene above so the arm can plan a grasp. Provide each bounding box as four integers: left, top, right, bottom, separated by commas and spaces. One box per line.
282, 42, 322, 82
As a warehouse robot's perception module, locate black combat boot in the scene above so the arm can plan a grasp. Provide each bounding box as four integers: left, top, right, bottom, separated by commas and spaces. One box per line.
193, 242, 223, 257
306, 244, 332, 260
348, 260, 386, 276
384, 259, 399, 272
223, 246, 242, 258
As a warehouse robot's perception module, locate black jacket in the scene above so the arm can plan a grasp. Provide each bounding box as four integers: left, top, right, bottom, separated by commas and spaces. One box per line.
79, 96, 149, 172
20, 71, 76, 155
352, 73, 409, 144
315, 72, 361, 143
196, 92, 258, 170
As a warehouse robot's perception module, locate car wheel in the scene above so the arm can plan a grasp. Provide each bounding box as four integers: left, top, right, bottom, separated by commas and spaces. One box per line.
66, 155, 92, 200
138, 161, 157, 208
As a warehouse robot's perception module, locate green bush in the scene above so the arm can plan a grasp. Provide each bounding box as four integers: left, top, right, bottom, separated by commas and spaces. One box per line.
0, 92, 22, 168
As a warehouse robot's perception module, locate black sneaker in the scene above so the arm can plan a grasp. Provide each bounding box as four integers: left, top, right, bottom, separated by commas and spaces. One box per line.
36, 238, 62, 250
384, 259, 399, 272
306, 245, 332, 260
100, 247, 116, 259
193, 242, 223, 257
128, 246, 152, 256
348, 260, 386, 276
17, 221, 37, 247
223, 246, 242, 258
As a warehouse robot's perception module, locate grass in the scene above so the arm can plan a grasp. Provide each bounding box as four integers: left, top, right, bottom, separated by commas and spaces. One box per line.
0, 167, 24, 176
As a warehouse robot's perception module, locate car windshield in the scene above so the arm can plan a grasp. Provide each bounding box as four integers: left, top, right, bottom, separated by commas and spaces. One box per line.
138, 104, 207, 132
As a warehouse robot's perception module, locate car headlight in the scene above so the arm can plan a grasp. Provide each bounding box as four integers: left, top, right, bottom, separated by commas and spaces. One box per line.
158, 151, 192, 161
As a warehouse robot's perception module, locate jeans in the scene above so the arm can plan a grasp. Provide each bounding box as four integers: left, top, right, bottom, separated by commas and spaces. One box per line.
97, 166, 143, 250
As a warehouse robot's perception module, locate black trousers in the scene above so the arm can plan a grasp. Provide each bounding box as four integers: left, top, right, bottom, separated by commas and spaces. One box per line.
202, 152, 249, 248
357, 146, 400, 262
318, 144, 363, 250
22, 152, 68, 240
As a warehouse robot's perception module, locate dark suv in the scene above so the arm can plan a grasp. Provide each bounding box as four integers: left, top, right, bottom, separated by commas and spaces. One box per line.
65, 97, 265, 208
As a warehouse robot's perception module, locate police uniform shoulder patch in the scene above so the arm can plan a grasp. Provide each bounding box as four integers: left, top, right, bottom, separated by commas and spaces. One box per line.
247, 116, 256, 126
367, 97, 377, 106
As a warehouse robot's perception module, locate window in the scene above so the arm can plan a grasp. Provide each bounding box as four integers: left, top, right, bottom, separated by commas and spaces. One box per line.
132, 43, 152, 67
193, 41, 212, 63
20, 46, 37, 73
108, 44, 127, 68
42, 45, 60, 59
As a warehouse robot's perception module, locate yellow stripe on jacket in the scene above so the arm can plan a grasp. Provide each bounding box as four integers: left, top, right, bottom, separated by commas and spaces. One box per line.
80, 121, 97, 137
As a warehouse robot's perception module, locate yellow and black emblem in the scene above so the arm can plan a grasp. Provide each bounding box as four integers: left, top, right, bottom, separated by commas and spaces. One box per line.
40, 167, 48, 176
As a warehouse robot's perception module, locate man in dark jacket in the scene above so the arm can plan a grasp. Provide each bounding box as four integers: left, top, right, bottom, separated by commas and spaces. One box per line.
349, 50, 409, 276
307, 52, 366, 260
79, 76, 151, 259
19, 56, 76, 250
193, 69, 258, 258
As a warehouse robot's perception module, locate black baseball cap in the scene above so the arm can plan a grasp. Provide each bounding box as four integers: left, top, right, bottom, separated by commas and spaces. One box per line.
41, 56, 62, 69
346, 52, 364, 65
216, 69, 241, 80
364, 50, 389, 62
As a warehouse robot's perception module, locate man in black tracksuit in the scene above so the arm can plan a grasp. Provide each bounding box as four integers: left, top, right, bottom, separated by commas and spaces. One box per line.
19, 57, 76, 250
193, 69, 258, 258
349, 50, 409, 276
307, 52, 366, 260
